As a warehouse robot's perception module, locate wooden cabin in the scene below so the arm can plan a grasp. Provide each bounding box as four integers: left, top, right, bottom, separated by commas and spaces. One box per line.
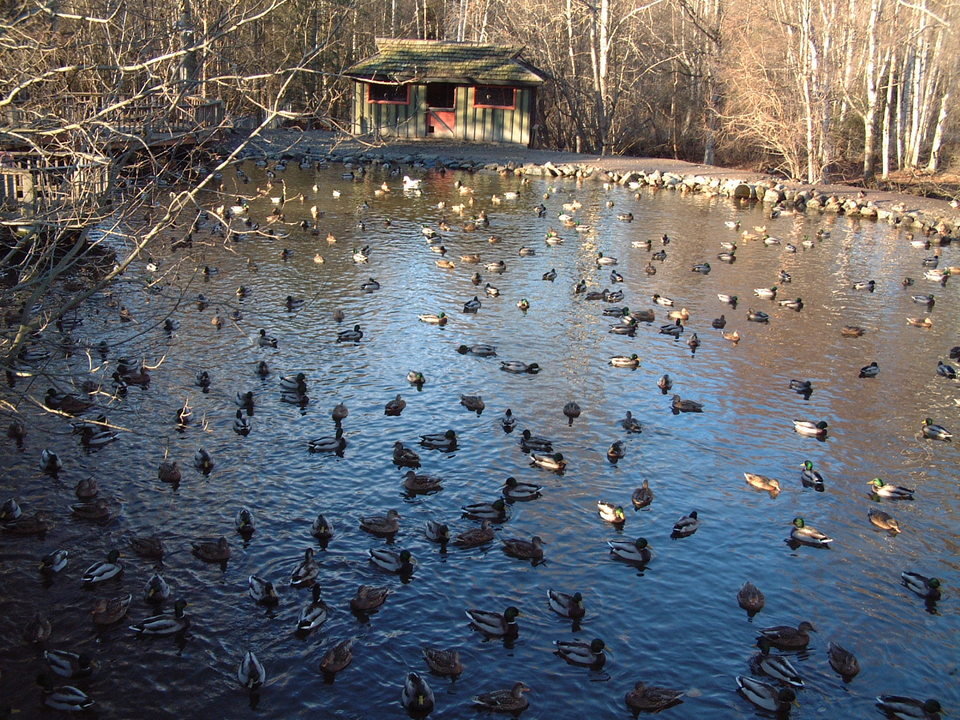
345, 38, 548, 147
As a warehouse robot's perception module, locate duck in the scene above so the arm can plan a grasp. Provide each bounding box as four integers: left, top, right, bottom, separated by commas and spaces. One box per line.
130, 535, 164, 559
350, 585, 390, 613
385, 394, 407, 416
617, 410, 642, 433
841, 325, 866, 337
800, 460, 825, 490
458, 344, 497, 357
754, 286, 778, 299
672, 395, 703, 413
672, 510, 700, 537
502, 535, 545, 562
420, 429, 457, 451
460, 395, 485, 414
901, 571, 941, 600
237, 650, 266, 690
336, 324, 363, 342
192, 536, 230, 562
657, 374, 672, 393
23, 611, 52, 643
311, 513, 333, 541
651, 293, 675, 306
351, 246, 370, 264
718, 293, 738, 306
868, 477, 914, 500
660, 319, 684, 337
128, 598, 189, 635
735, 676, 797, 712
747, 309, 770, 322
780, 297, 803, 310
404, 471, 444, 494
257, 329, 278, 348
235, 390, 255, 412
40, 549, 69, 573
859, 361, 880, 378
360, 278, 381, 292
793, 419, 828, 437
744, 472, 781, 497
738, 581, 765, 613
868, 509, 901, 534
597, 501, 626, 524
37, 675, 95, 711
827, 641, 860, 679
687, 332, 701, 350
279, 373, 307, 393
465, 606, 520, 638
625, 682, 684, 712
290, 547, 319, 586
500, 360, 540, 374
790, 516, 833, 546
401, 672, 434, 715
555, 638, 607, 667
369, 547, 415, 575
452, 520, 494, 548
320, 637, 357, 673
407, 370, 426, 385
500, 408, 517, 433
463, 296, 482, 313
610, 354, 640, 368
256, 360, 271, 377
631, 480, 654, 509
2, 511, 54, 535
40, 449, 63, 474
629, 308, 656, 322
0, 497, 22, 521
473, 682, 530, 713
608, 319, 637, 335
853, 279, 876, 291
530, 452, 566, 472
921, 417, 951, 440
331, 402, 348, 425
596, 252, 618, 266
422, 647, 463, 677
759, 620, 816, 649
393, 441, 421, 467
542, 268, 557, 281
360, 509, 401, 536
519, 429, 553, 452
81, 549, 123, 584
937, 359, 957, 378
607, 440, 626, 461
485, 260, 506, 273
232, 410, 251, 436
44, 650, 96, 679
418, 312, 447, 326
906, 316, 933, 328
778, 269, 792, 282
485, 282, 501, 297
91, 593, 132, 626
563, 401, 581, 425
547, 589, 585, 620
876, 697, 943, 720
248, 575, 280, 606
44, 388, 93, 415
751, 638, 804, 686
608, 537, 652, 564
790, 379, 813, 395
308, 428, 346, 454
143, 573, 172, 604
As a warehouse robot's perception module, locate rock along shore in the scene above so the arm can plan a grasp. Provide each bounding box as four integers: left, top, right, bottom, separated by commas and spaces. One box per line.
223, 130, 960, 239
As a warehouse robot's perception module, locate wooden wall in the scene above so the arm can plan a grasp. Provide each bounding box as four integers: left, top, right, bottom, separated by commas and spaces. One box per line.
352, 82, 537, 146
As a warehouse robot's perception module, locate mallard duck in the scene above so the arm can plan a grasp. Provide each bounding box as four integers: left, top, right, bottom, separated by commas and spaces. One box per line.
420, 429, 457, 451
257, 329, 278, 348
652, 293, 675, 306
609, 319, 637, 335
463, 296, 482, 314
738, 581, 765, 613
868, 509, 901, 534
385, 394, 407, 416
485, 260, 506, 273
237, 649, 266, 690
393, 441, 421, 467
610, 354, 640, 368
360, 278, 381, 292
607, 440, 626, 462
311, 513, 333, 541
793, 419, 828, 437
465, 606, 520, 638
799, 460, 825, 489
155, 460, 181, 485
248, 575, 279, 606
499, 408, 517, 434
747, 309, 770, 322
461, 498, 508, 522
336, 324, 364, 342
404, 471, 444, 494
501, 477, 541, 501
901, 571, 941, 600
530, 452, 566, 472
519, 429, 552, 452
868, 477, 914, 500
458, 343, 497, 357
827, 641, 860, 679
0, 497, 22, 521
452, 520, 494, 548
369, 547, 415, 575
616, 411, 643, 434
937, 359, 957, 379
473, 682, 530, 713
672, 510, 700, 537
672, 395, 703, 413
555, 638, 607, 667
857, 361, 880, 378
422, 647, 463, 677
23, 610, 52, 643
563, 401, 581, 425
406, 370, 426, 385
128, 598, 188, 635
608, 537, 652, 564
876, 696, 943, 719
360, 509, 401, 536
790, 380, 813, 397
921, 417, 952, 440
308, 428, 346, 454
296, 585, 329, 633
502, 535, 545, 562
194, 447, 214, 473
460, 395, 485, 414
320, 637, 356, 674
712, 314, 727, 329
231, 409, 251, 437
631, 480, 653, 509
78, 425, 117, 448
841, 325, 865, 337
37, 675, 95, 711
7, 419, 26, 445
625, 682, 684, 712
44, 388, 93, 415
911, 293, 936, 305
401, 672, 434, 715
40, 549, 69, 573
754, 286, 778, 299
500, 360, 540, 374
44, 650, 96, 679
92, 593, 131, 626
751, 638, 804, 686
758, 620, 816, 649
279, 373, 307, 393
81, 550, 123, 584
717, 293, 738, 306
350, 585, 389, 613
853, 279, 876, 291
192, 536, 230, 562
598, 501, 626, 524
40, 449, 62, 474
143, 572, 171, 604
660, 319, 684, 337
687, 332, 701, 350
723, 329, 741, 344
418, 312, 447, 325
907, 316, 933, 328
547, 589, 585, 620
2, 511, 53, 535
436, 259, 457, 270
596, 252, 618, 266
744, 472, 781, 497
291, 547, 319, 586
790, 517, 833, 546
780, 297, 804, 310
736, 675, 797, 712
256, 360, 271, 377
230, 508, 255, 540
130, 534, 164, 559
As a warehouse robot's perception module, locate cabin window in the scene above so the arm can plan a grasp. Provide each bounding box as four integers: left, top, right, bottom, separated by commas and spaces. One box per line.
367, 83, 410, 104
474, 86, 515, 109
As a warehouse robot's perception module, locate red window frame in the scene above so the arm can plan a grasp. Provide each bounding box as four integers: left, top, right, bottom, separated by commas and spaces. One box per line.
367, 83, 410, 105
473, 86, 516, 110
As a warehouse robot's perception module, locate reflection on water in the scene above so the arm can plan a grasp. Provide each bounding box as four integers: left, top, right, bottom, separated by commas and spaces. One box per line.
1, 161, 958, 718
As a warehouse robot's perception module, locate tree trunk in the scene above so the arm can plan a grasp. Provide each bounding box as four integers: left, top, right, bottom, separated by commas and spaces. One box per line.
862, 0, 883, 183
880, 49, 895, 180
925, 90, 949, 172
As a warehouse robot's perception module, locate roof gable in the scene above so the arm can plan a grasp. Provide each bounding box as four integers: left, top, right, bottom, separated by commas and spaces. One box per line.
345, 38, 548, 86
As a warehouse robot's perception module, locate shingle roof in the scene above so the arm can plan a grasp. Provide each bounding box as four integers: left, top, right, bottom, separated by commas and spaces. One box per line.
345, 38, 548, 86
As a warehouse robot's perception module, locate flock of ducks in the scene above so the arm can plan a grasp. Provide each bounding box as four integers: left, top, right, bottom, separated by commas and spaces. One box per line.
1, 157, 956, 718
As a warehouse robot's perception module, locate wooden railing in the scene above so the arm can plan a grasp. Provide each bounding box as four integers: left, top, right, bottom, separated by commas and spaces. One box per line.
0, 151, 110, 216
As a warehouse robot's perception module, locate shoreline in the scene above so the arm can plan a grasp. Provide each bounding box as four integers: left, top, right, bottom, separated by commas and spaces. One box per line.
223, 129, 960, 238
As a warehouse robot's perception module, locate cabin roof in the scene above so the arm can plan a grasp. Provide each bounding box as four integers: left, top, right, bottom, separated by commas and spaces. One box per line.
345, 38, 548, 87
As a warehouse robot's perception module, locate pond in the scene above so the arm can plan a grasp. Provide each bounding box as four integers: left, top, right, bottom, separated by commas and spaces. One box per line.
1, 159, 957, 718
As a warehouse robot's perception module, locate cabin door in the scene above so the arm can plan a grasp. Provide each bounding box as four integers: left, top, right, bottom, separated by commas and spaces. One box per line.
426, 84, 456, 137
